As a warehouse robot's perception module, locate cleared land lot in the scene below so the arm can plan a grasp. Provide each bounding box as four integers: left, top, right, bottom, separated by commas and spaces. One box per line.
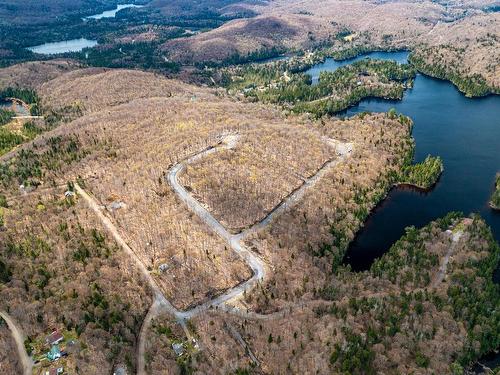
180, 126, 337, 231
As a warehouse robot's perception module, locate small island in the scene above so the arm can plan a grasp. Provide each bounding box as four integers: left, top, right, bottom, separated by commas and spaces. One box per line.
490, 174, 500, 210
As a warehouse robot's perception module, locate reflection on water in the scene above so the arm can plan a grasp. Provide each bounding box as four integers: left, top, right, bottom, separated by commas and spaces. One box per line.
304, 51, 500, 272
305, 49, 500, 374
340, 74, 500, 271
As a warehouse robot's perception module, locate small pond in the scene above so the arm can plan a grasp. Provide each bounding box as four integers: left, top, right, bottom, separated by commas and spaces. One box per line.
27, 38, 98, 55
0, 99, 29, 116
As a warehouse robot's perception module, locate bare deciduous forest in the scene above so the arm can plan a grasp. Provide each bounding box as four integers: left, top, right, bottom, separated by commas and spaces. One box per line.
0, 0, 498, 372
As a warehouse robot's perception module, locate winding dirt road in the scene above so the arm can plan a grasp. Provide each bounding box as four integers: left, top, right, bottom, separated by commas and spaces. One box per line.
77, 134, 353, 374
0, 311, 33, 375
167, 135, 353, 318
76, 134, 466, 373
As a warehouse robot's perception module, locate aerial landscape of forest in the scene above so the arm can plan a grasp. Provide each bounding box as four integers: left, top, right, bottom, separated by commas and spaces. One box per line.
0, 0, 498, 374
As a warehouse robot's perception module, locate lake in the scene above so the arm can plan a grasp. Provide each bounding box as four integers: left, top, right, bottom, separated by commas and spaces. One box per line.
306, 51, 500, 272
85, 4, 143, 20
27, 38, 98, 55
26, 4, 143, 55
306, 51, 409, 84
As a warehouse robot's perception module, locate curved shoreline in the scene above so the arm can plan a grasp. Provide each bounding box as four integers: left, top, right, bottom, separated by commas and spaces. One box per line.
395, 163, 444, 192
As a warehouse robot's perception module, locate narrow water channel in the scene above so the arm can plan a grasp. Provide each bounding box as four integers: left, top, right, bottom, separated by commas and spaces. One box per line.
84, 4, 143, 20
307, 51, 409, 84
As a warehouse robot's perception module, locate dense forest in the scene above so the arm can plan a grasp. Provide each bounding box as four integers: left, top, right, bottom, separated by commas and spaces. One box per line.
326, 213, 500, 374
409, 48, 499, 97
0, 108, 15, 126
0, 0, 251, 70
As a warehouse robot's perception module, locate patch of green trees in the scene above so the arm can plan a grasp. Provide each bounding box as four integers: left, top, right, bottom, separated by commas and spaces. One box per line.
0, 87, 42, 115
0, 127, 24, 156
0, 134, 87, 187
0, 259, 11, 283
75, 40, 181, 73
398, 155, 443, 189
446, 216, 500, 367
371, 223, 440, 287
234, 59, 415, 117
490, 173, 500, 209
330, 327, 376, 374
327, 214, 499, 373
0, 87, 39, 104
0, 108, 15, 126
0, 121, 47, 157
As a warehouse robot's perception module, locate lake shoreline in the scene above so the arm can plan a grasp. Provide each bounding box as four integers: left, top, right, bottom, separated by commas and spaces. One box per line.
83, 3, 144, 20
27, 38, 98, 55
329, 55, 500, 279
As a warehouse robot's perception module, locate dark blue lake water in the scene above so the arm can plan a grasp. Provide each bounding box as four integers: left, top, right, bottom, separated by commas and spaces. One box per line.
306, 52, 500, 271
307, 51, 409, 84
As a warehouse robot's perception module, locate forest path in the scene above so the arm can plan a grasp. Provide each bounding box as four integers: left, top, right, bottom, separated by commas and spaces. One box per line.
0, 311, 33, 375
